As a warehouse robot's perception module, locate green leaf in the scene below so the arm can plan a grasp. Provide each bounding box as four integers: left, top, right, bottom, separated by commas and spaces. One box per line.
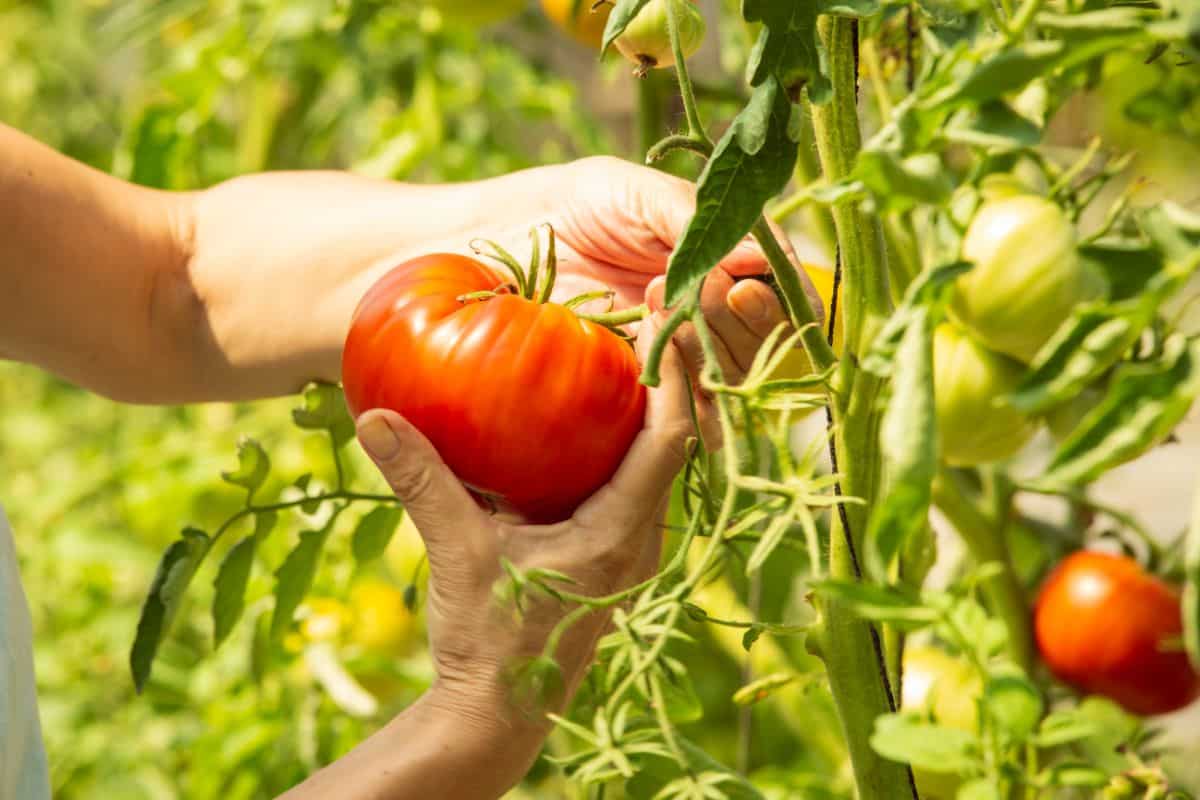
732, 672, 796, 706
943, 101, 1042, 151
853, 151, 954, 213
1042, 762, 1110, 789
1080, 241, 1164, 302
505, 655, 566, 717
870, 713, 980, 774
211, 511, 276, 648
656, 663, 703, 723
956, 780, 1002, 800
865, 308, 936, 580
626, 737, 765, 800
130, 528, 211, 692
663, 77, 798, 308
982, 672, 1043, 742
810, 580, 939, 628
292, 382, 355, 447
1034, 710, 1102, 748
927, 41, 1065, 109
600, 0, 652, 53
221, 437, 270, 498
743, 1, 828, 98
270, 528, 331, 640
1037, 335, 1200, 488
351, 506, 404, 564
742, 626, 763, 651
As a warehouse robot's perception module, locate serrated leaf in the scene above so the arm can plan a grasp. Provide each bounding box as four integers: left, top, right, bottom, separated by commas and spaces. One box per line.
870, 713, 980, 774
664, 77, 798, 307
599, 0, 651, 52
130, 528, 211, 692
351, 506, 403, 564
1037, 335, 1200, 488
292, 382, 355, 447
222, 438, 270, 498
270, 528, 331, 640
743, 1, 828, 98
865, 308, 936, 580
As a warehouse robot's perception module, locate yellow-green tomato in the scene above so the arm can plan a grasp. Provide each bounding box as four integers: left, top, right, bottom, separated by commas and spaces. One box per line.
953, 194, 1105, 364
426, 0, 526, 26
614, 0, 705, 75
902, 646, 983, 800
934, 324, 1036, 467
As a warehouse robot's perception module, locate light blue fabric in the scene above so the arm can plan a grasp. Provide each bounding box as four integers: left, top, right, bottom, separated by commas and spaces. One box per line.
0, 506, 51, 799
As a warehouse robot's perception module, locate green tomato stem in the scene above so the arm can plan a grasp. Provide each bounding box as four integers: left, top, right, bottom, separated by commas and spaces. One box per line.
932, 468, 1035, 673
806, 16, 915, 800
575, 304, 648, 327
665, 0, 710, 148
750, 217, 837, 374
645, 133, 713, 163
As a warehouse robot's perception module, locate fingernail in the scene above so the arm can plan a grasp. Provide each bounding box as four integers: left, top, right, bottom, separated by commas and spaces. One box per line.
729, 284, 769, 323
358, 414, 401, 461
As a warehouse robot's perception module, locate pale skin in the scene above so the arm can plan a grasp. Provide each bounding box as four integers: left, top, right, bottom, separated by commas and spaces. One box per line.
0, 123, 819, 798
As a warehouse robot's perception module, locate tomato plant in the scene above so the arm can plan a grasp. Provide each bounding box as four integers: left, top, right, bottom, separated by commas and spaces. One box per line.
21, 0, 1196, 797
342, 244, 646, 523
1035, 551, 1200, 716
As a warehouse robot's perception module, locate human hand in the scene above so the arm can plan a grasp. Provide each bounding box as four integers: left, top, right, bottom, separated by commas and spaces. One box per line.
343, 284, 776, 797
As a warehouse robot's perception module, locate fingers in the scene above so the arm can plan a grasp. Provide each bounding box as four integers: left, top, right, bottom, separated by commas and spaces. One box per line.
356, 410, 490, 558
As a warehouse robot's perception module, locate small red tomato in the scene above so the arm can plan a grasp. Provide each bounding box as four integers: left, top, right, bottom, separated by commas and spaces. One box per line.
342, 253, 646, 524
1034, 551, 1200, 715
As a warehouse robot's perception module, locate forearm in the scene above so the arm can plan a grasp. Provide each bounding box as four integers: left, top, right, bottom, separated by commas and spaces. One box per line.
0, 124, 190, 400
279, 683, 548, 800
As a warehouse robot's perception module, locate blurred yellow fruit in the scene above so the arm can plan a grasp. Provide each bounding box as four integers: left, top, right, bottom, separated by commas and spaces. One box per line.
349, 578, 419, 655
541, 0, 612, 48
763, 263, 843, 383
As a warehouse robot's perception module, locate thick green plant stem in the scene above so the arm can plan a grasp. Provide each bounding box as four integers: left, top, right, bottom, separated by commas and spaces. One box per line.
807, 15, 914, 800
637, 72, 664, 159
933, 469, 1035, 673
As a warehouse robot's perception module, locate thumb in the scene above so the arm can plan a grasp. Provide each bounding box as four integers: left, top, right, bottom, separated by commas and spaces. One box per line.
355, 410, 488, 555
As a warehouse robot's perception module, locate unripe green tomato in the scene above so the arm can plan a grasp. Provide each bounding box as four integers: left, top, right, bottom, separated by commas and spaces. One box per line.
934, 323, 1036, 467
953, 194, 1106, 363
614, 0, 705, 75
902, 646, 982, 800
426, 0, 526, 26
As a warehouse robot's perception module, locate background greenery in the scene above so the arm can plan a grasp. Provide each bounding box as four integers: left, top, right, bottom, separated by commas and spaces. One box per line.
2, 0, 1198, 798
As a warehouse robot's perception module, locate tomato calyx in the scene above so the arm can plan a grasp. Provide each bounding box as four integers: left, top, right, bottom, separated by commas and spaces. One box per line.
467, 224, 648, 340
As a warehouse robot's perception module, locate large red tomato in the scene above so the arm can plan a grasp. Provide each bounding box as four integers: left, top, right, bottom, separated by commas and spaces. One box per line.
1034, 551, 1200, 715
342, 254, 646, 524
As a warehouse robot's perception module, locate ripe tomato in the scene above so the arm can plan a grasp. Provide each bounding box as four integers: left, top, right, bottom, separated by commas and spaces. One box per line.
540, 0, 611, 48
427, 0, 526, 26
342, 253, 646, 523
902, 645, 982, 799
933, 323, 1036, 466
614, 0, 705, 75
1034, 551, 1200, 716
953, 193, 1106, 364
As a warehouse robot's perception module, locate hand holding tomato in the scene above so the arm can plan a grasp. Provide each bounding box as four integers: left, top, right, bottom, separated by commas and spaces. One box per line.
348, 305, 762, 795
